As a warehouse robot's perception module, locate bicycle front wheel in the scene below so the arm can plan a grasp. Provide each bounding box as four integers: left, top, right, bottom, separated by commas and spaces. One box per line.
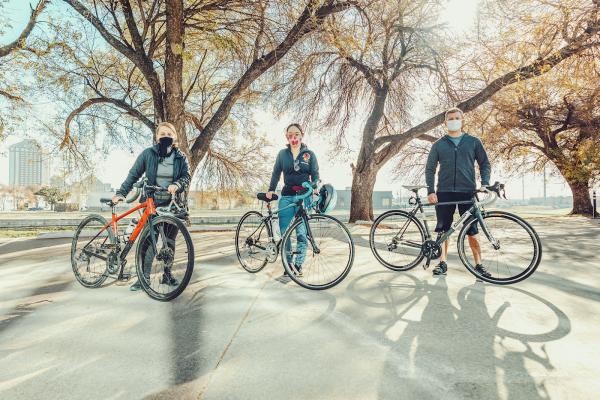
281, 214, 354, 290
136, 215, 195, 301
235, 211, 270, 273
369, 210, 425, 271
458, 211, 542, 284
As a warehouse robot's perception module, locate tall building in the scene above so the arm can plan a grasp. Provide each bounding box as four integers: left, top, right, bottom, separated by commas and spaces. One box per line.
8, 140, 51, 187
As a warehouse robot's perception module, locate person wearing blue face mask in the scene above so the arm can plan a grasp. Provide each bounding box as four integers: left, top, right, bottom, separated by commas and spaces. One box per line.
425, 107, 492, 277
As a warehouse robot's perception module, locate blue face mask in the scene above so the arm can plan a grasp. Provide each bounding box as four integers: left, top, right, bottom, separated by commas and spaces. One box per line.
447, 120, 462, 132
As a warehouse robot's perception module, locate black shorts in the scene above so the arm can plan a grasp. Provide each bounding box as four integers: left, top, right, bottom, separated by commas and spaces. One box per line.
434, 192, 478, 236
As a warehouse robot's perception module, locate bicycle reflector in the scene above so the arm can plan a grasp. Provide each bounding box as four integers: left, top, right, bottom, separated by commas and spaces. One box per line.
317, 184, 337, 213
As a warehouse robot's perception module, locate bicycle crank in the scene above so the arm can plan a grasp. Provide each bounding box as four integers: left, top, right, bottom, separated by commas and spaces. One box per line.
421, 240, 442, 261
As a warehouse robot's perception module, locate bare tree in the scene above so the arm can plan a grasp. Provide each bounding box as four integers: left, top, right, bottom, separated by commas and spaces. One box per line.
278, 0, 600, 221
471, 53, 600, 215
53, 0, 355, 178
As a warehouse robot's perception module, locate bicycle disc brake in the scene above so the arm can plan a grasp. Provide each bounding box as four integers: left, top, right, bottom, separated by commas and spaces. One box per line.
266, 242, 278, 262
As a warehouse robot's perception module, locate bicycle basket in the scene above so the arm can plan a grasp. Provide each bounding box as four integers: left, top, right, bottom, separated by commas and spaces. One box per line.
316, 183, 337, 214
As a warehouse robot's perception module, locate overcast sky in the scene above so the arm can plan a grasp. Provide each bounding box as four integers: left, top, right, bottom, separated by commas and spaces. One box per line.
0, 0, 573, 198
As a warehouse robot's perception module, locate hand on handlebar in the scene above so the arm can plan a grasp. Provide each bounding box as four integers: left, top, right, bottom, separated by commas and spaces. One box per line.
111, 195, 125, 204
167, 184, 178, 196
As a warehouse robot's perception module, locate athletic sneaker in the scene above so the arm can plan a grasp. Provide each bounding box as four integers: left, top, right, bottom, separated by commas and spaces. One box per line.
432, 261, 448, 276
130, 280, 143, 291
475, 264, 492, 278
161, 266, 179, 286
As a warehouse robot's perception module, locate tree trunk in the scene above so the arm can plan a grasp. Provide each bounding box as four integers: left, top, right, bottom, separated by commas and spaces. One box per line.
164, 0, 188, 153
349, 162, 379, 222
565, 178, 593, 215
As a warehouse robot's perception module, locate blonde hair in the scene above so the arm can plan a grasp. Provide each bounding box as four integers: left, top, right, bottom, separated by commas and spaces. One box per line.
155, 121, 178, 147
444, 107, 464, 120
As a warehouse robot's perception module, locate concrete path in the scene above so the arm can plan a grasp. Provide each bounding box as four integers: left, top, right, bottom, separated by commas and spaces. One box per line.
0, 216, 598, 399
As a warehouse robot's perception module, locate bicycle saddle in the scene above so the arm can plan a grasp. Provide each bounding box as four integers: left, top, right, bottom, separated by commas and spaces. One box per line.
256, 193, 279, 202
100, 197, 117, 206
402, 185, 428, 192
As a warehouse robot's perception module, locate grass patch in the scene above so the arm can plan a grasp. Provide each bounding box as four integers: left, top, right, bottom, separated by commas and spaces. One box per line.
0, 227, 73, 238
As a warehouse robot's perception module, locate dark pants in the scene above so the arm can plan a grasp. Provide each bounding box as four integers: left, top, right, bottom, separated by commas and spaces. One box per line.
434, 191, 479, 236
140, 220, 179, 278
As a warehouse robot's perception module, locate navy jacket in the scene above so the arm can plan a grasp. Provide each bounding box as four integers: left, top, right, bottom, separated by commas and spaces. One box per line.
116, 145, 191, 201
268, 144, 319, 196
425, 133, 491, 194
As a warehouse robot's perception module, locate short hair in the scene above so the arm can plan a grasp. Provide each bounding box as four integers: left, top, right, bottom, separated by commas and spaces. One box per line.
445, 107, 464, 120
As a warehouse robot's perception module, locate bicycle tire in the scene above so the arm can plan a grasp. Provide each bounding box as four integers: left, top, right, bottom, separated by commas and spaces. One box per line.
281, 214, 354, 290
235, 211, 270, 273
369, 210, 426, 271
136, 215, 194, 301
71, 214, 114, 288
457, 211, 542, 285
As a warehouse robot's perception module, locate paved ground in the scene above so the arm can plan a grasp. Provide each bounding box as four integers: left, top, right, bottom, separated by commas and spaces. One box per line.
0, 216, 599, 399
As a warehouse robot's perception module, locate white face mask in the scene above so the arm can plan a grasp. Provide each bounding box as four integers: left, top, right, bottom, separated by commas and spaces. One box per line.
447, 119, 462, 132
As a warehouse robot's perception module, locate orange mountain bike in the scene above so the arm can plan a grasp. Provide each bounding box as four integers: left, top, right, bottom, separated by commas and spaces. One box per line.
71, 180, 194, 301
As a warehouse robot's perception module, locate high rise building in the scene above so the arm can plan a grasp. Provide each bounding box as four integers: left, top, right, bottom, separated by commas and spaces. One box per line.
8, 140, 51, 187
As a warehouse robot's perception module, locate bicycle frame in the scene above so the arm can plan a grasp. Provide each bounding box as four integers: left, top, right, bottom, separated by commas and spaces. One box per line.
401, 193, 498, 249
81, 196, 161, 277
249, 187, 322, 259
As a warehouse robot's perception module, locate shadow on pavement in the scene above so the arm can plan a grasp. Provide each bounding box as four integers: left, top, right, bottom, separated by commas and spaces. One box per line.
344, 270, 570, 399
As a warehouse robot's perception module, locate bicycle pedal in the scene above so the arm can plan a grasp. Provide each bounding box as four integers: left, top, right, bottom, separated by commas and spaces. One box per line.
118, 273, 132, 281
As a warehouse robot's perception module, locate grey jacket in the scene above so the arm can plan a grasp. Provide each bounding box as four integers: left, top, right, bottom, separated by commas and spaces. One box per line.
268, 144, 319, 196
425, 133, 491, 194
116, 145, 191, 202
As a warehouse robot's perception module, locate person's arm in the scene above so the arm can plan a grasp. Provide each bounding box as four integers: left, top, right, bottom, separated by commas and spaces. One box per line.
425, 144, 439, 195
475, 139, 491, 186
310, 152, 320, 183
173, 155, 191, 193
268, 152, 283, 193
116, 150, 146, 197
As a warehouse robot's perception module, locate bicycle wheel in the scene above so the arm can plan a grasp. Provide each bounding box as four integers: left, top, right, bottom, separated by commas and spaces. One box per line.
457, 211, 542, 284
235, 211, 270, 273
370, 210, 426, 271
281, 214, 354, 290
71, 214, 115, 288
136, 215, 194, 301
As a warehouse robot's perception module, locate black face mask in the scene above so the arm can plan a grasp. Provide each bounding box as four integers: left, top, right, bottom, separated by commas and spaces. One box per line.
158, 136, 174, 157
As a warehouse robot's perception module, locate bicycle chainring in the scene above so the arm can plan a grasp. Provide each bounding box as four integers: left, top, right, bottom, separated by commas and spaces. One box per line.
421, 240, 442, 260
106, 251, 121, 274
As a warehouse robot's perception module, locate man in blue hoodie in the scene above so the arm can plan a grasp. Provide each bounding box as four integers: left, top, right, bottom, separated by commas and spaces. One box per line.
425, 107, 492, 277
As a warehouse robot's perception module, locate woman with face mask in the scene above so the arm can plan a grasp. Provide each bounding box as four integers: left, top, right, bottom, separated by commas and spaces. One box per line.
266, 123, 319, 277
112, 121, 191, 291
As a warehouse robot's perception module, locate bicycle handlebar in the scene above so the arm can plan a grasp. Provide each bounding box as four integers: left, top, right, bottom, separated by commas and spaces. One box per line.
296, 181, 320, 201
476, 182, 506, 207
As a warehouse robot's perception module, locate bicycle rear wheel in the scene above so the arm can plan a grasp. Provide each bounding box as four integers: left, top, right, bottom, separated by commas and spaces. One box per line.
235, 211, 270, 272
369, 210, 425, 271
458, 211, 542, 284
71, 214, 115, 288
281, 214, 354, 290
136, 215, 194, 301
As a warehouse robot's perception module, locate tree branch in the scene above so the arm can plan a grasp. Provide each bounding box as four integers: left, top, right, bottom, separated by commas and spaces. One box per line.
0, 0, 49, 58
373, 18, 600, 150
